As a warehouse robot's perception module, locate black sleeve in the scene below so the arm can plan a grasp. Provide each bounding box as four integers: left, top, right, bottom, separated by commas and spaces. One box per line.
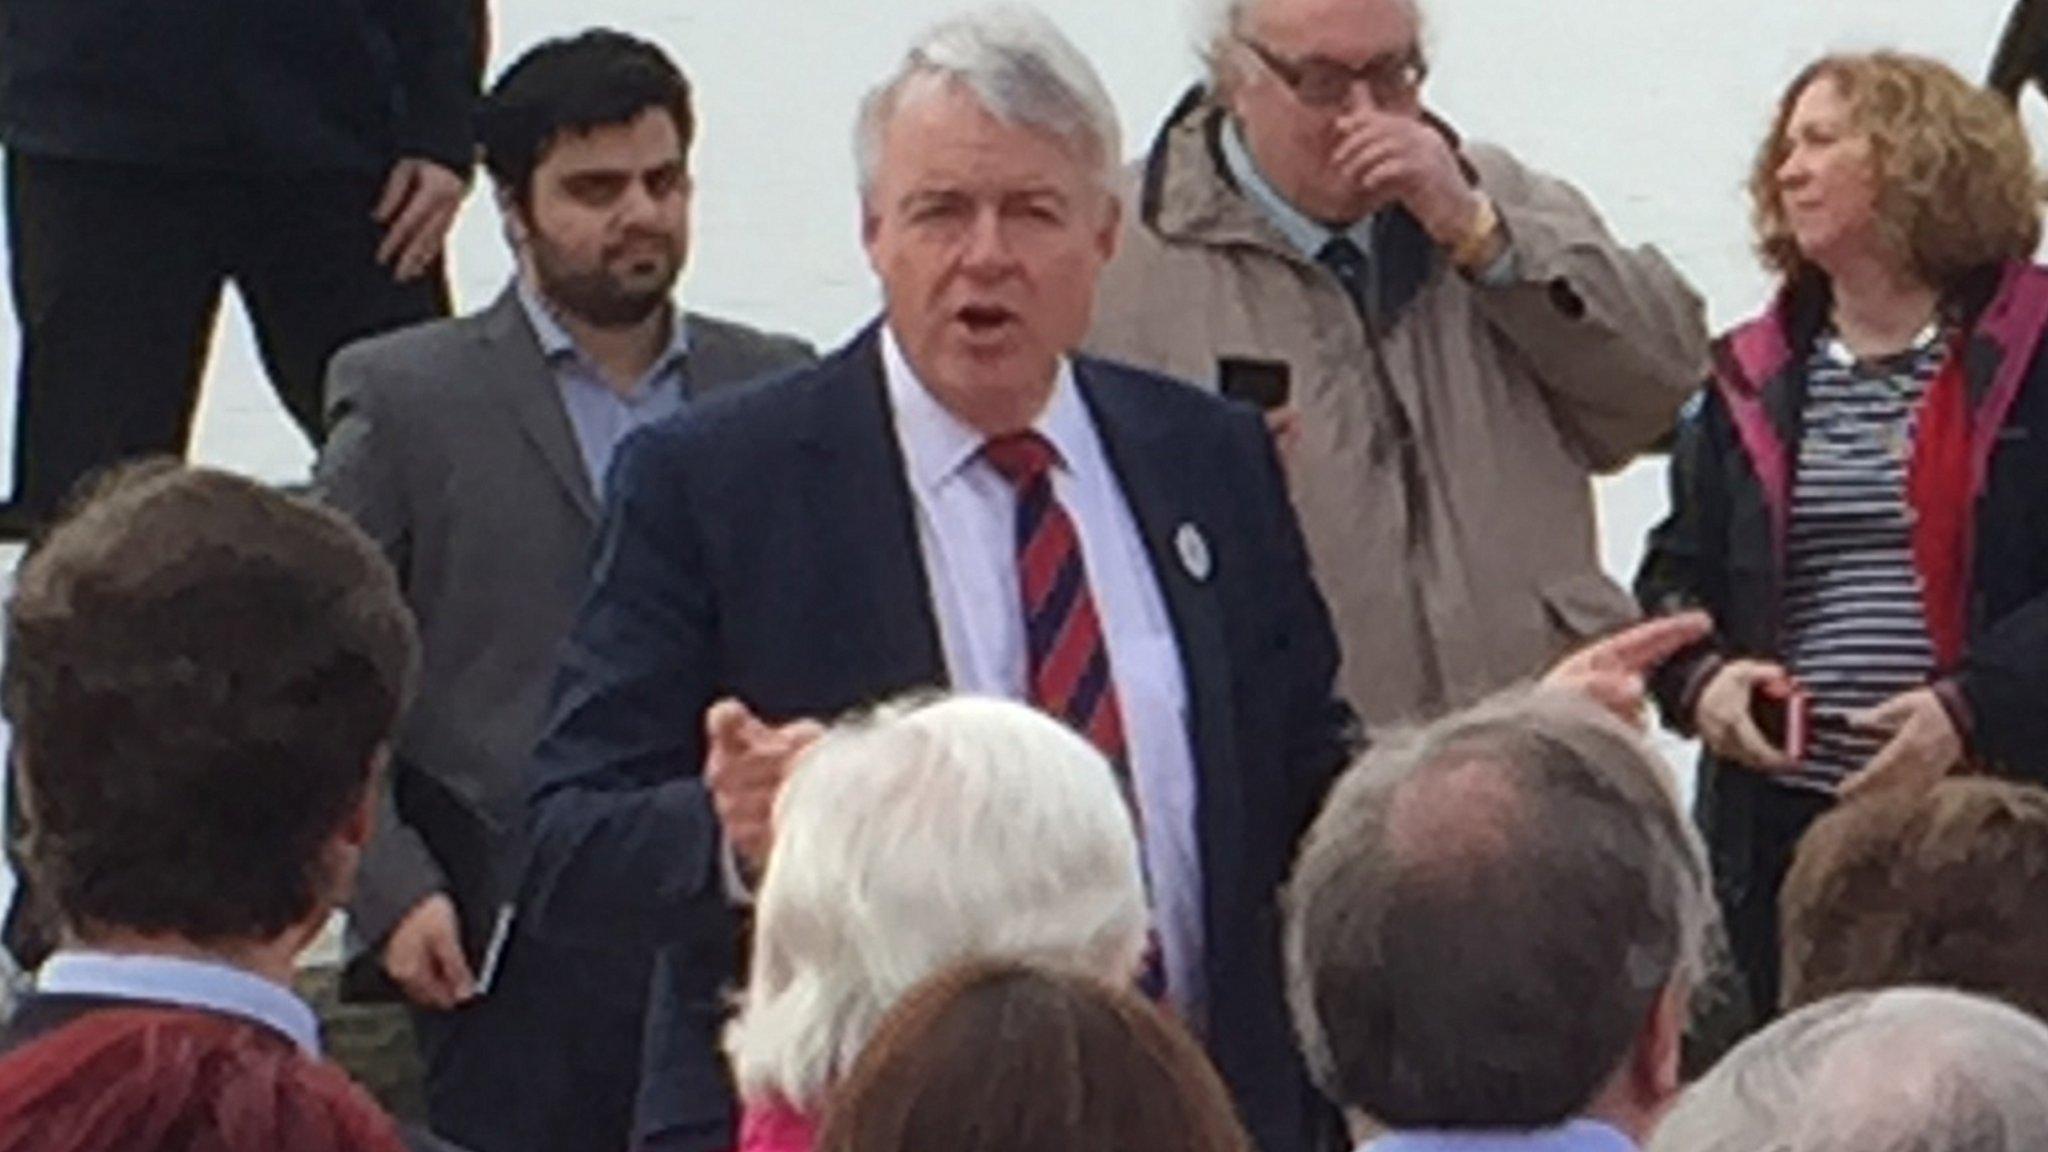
1634, 386, 1730, 734
378, 0, 483, 174
1956, 585, 2048, 782
523, 424, 731, 951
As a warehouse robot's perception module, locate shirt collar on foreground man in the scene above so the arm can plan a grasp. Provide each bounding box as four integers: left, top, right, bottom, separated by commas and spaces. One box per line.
36, 950, 323, 1053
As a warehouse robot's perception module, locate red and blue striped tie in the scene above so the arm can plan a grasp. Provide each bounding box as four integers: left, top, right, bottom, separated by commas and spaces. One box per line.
980, 431, 1129, 768
982, 432, 1166, 1001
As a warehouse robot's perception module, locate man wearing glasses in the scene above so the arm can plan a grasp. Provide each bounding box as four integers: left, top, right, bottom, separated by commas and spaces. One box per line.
1088, 0, 1708, 731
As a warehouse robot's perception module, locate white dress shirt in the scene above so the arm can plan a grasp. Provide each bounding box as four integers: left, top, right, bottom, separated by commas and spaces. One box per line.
880, 327, 1208, 1017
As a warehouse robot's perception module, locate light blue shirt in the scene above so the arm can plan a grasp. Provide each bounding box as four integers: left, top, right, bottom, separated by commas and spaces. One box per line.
1365, 1121, 1639, 1152
36, 951, 323, 1053
516, 279, 690, 495
880, 326, 1207, 1022
1219, 116, 1517, 288
1221, 117, 1375, 261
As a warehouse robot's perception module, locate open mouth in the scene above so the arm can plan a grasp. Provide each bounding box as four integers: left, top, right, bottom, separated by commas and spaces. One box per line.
956, 304, 1018, 335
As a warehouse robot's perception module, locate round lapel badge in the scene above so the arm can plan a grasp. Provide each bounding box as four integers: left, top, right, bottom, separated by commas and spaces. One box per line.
1175, 522, 1212, 583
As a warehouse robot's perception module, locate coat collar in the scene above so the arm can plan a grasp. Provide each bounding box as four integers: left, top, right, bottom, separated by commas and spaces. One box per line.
1135, 85, 1442, 326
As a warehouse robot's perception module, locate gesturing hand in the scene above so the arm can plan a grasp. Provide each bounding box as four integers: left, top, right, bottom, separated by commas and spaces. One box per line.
704, 698, 825, 871
1541, 610, 1713, 727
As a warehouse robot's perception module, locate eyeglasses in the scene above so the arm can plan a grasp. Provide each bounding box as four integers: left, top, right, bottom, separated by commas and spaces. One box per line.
1238, 37, 1428, 108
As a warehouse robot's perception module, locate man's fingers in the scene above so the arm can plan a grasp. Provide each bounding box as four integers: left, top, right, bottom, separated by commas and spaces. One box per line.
429, 929, 479, 1003
1570, 671, 1647, 727
705, 698, 760, 753
779, 718, 827, 752
373, 162, 415, 224
395, 208, 453, 283
1590, 611, 1714, 673
378, 195, 440, 270
1335, 138, 1408, 188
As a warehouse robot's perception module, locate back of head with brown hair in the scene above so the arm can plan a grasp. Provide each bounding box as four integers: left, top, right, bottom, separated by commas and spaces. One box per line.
1781, 779, 2048, 1020
0, 1008, 410, 1152
816, 961, 1251, 1152
2, 463, 418, 947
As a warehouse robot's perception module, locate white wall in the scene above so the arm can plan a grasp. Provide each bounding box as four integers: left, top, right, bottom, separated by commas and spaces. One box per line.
0, 0, 2024, 552
0, 1, 2032, 921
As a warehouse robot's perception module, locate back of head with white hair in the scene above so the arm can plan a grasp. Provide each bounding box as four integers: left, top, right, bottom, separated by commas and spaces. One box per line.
853, 4, 1123, 195
1651, 987, 2048, 1152
724, 694, 1150, 1111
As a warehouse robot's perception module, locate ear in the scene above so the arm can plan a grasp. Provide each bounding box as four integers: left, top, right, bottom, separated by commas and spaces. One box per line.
342, 744, 389, 852
1638, 979, 1688, 1104
497, 183, 531, 247
860, 195, 886, 270
1093, 188, 1123, 265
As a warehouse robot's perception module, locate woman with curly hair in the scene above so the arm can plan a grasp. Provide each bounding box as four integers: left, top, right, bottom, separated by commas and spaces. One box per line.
1636, 51, 2048, 1027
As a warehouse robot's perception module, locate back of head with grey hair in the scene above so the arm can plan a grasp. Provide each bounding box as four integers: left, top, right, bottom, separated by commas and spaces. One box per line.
1651, 988, 2048, 1152
854, 4, 1123, 195
1284, 688, 1713, 1128
724, 694, 1150, 1111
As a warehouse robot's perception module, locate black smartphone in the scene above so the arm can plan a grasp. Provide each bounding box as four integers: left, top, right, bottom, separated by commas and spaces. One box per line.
1752, 688, 1809, 762
1218, 357, 1291, 411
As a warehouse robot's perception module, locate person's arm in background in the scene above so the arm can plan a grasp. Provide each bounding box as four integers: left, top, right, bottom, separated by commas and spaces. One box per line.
1462, 146, 1710, 469
316, 349, 476, 1009
1232, 407, 1364, 839
1989, 0, 2048, 101
371, 0, 483, 282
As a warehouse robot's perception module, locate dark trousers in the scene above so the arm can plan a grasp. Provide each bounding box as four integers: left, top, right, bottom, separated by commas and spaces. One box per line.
413, 931, 650, 1152
4, 151, 448, 520
1684, 765, 1833, 1077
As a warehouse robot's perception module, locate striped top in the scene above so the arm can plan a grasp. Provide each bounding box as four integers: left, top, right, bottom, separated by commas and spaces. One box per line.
1779, 326, 1944, 792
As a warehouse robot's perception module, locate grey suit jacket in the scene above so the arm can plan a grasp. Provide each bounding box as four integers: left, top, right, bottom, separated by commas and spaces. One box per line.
315, 286, 813, 993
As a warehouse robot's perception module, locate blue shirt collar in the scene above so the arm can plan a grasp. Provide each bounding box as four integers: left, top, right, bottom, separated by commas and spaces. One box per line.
514, 276, 691, 388
1219, 117, 1376, 261
37, 950, 323, 1054
1364, 1121, 1638, 1152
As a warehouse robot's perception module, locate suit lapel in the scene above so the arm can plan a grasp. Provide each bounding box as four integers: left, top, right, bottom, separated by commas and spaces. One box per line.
793, 326, 949, 695
678, 316, 747, 403
1077, 361, 1245, 945
474, 289, 601, 524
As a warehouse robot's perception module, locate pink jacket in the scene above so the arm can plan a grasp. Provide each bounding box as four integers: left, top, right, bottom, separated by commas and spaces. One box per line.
736, 1102, 817, 1152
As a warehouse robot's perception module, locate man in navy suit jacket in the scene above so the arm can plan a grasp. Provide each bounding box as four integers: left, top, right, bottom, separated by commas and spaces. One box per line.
521, 11, 1362, 1152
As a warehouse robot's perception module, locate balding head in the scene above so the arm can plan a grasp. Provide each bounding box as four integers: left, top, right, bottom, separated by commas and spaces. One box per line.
1651, 988, 2048, 1152
1284, 689, 1712, 1134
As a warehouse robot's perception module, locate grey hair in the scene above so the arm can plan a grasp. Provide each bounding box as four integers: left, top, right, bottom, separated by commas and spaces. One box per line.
854, 4, 1123, 195
723, 694, 1150, 1111
1194, 0, 1426, 90
1284, 686, 1716, 1127
1652, 988, 2048, 1152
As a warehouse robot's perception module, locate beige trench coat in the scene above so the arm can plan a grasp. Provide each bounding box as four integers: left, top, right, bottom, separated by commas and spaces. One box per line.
1087, 94, 1710, 726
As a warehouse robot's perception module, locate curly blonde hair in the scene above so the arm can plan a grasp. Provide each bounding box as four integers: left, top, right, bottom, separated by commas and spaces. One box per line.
1749, 52, 2042, 291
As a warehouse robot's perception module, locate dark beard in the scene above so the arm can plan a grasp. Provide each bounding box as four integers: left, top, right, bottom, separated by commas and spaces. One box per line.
528, 234, 679, 329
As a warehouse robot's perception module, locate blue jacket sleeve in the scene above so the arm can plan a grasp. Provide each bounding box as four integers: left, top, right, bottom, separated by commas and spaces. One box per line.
523, 427, 730, 949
